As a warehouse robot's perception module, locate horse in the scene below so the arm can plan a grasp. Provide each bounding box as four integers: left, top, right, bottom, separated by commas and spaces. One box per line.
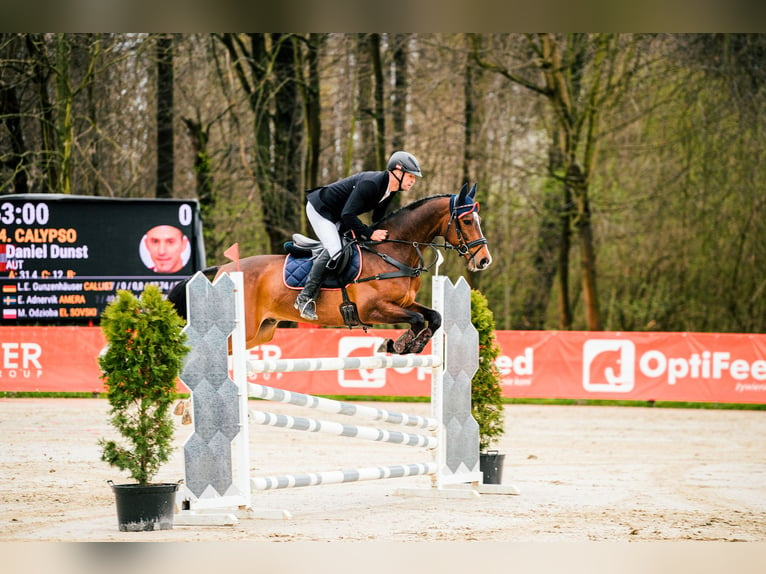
169, 182, 492, 355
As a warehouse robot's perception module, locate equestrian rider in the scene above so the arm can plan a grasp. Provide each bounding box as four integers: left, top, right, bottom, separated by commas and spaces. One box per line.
294, 150, 423, 321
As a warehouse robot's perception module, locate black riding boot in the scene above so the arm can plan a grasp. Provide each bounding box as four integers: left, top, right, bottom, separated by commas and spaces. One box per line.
294, 249, 332, 321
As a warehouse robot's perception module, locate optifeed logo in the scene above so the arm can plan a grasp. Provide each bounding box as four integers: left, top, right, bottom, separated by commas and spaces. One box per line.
583, 339, 766, 391
582, 339, 635, 393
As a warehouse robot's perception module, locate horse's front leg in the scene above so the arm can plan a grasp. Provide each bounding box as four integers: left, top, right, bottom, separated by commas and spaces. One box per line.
404, 303, 442, 354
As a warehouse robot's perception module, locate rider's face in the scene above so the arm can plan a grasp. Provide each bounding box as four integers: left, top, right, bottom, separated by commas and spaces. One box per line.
399, 172, 417, 191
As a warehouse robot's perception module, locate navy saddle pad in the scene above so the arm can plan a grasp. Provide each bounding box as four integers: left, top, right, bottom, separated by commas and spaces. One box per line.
283, 245, 362, 289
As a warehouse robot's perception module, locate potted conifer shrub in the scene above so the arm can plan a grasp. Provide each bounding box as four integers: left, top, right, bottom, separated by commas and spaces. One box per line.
98, 285, 189, 531
470, 289, 506, 484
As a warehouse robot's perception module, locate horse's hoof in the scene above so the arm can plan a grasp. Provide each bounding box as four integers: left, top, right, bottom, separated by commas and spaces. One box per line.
393, 330, 416, 354
409, 328, 433, 354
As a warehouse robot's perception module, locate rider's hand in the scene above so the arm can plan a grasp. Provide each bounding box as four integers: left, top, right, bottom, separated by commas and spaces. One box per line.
371, 229, 389, 241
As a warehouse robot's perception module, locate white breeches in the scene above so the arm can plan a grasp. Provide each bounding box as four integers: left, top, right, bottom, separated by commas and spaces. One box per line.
306, 201, 342, 258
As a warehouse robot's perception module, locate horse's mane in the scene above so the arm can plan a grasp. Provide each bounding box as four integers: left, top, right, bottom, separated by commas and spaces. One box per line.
374, 194, 451, 226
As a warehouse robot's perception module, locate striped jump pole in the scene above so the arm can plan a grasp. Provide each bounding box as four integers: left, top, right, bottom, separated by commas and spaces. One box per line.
251, 463, 437, 491
247, 353, 441, 374
249, 382, 438, 430
248, 410, 438, 448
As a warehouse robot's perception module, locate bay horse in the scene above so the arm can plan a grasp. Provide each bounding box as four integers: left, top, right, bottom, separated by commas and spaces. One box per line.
170, 182, 492, 355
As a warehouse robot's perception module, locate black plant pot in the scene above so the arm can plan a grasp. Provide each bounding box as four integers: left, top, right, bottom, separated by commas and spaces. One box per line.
479, 450, 505, 484
109, 481, 179, 532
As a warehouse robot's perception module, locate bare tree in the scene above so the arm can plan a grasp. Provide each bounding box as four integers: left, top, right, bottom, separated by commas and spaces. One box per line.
302, 33, 324, 191
25, 34, 58, 192
474, 33, 650, 330
369, 33, 386, 170
155, 34, 174, 198
390, 34, 409, 153
0, 34, 30, 194
216, 33, 305, 254
355, 34, 376, 171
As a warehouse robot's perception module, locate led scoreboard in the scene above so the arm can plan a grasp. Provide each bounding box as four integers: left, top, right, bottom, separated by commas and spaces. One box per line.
0, 194, 205, 324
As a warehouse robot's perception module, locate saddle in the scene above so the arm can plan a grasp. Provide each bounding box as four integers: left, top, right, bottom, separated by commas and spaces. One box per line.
283, 234, 362, 290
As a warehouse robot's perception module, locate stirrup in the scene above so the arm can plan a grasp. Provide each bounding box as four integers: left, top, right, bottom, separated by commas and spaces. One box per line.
295, 297, 318, 321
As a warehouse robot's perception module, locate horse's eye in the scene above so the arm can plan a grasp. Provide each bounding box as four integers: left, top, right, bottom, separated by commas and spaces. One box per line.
460, 217, 473, 226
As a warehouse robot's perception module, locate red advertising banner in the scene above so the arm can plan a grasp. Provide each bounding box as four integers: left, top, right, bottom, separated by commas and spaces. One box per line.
494, 330, 766, 404
2, 327, 765, 404
1, 326, 105, 393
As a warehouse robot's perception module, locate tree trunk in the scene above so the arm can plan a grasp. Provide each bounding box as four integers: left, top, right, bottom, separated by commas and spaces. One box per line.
356, 34, 376, 172
391, 34, 409, 153
369, 33, 386, 170
389, 33, 409, 211
558, 170, 573, 330
520, 148, 565, 329
85, 40, 100, 196
182, 116, 215, 251
304, 33, 323, 191
26, 34, 57, 192
462, 42, 476, 186
569, 162, 601, 329
247, 33, 271, 197
269, 33, 304, 254
462, 38, 486, 291
540, 34, 599, 330
54, 34, 75, 195
156, 34, 174, 198
0, 80, 30, 194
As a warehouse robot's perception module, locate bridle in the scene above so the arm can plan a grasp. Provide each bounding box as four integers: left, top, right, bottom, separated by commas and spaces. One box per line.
352, 197, 488, 283
445, 199, 488, 264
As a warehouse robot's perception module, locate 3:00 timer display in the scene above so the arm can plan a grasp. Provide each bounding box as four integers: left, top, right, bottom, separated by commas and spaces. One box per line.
0, 202, 50, 226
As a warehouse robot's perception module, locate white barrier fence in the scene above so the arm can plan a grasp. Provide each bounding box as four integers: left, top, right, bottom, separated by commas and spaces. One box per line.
177, 270, 514, 523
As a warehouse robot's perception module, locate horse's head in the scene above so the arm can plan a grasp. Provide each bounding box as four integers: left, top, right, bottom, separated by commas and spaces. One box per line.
445, 183, 493, 272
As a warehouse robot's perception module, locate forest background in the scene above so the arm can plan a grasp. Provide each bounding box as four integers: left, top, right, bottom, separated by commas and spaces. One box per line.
2, 33, 766, 334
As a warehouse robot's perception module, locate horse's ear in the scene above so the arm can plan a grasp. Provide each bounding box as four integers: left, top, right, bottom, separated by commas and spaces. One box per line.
457, 183, 469, 204
468, 183, 477, 201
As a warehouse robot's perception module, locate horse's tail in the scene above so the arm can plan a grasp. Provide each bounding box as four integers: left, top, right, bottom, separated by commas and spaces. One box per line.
167, 266, 220, 320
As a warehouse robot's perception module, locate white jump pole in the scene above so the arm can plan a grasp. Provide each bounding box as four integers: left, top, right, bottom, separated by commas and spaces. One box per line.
248, 382, 438, 430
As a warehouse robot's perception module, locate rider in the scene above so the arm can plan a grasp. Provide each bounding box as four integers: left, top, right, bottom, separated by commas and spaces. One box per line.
294, 150, 423, 321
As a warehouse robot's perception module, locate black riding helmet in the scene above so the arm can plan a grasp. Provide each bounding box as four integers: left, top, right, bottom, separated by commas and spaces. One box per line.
387, 151, 422, 179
